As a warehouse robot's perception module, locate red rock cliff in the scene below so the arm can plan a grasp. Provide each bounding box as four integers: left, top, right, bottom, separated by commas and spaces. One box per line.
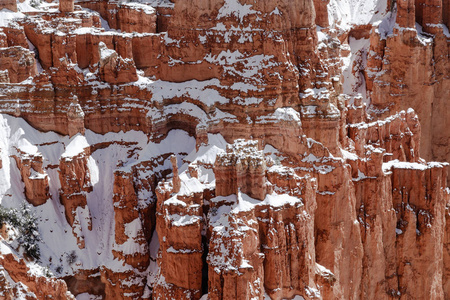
0, 0, 448, 299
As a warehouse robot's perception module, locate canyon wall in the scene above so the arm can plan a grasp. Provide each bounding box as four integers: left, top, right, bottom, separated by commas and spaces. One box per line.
0, 0, 448, 299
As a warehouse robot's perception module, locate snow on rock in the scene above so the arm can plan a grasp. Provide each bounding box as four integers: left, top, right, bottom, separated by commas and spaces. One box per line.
217, 0, 258, 22
328, 0, 388, 30
62, 134, 89, 158
0, 0, 449, 299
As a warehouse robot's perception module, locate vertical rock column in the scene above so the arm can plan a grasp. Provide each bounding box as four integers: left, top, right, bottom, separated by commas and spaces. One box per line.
313, 0, 330, 27
314, 160, 364, 299
103, 169, 150, 300
58, 141, 94, 249
443, 0, 450, 28
443, 190, 450, 299
67, 96, 85, 137
418, 0, 444, 33
354, 153, 398, 299
396, 0, 416, 28
215, 140, 267, 200
390, 162, 448, 299
13, 149, 50, 206
60, 0, 74, 13
154, 156, 204, 300
0, 0, 17, 12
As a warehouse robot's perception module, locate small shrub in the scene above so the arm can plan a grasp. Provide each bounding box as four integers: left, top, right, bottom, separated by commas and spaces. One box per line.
55, 265, 63, 274
66, 250, 77, 265
30, 0, 41, 8
43, 266, 53, 278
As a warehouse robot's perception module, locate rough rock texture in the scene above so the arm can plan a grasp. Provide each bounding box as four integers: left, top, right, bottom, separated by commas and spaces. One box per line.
214, 140, 268, 201
366, 0, 450, 179
0, 46, 37, 83
0, 0, 17, 12
60, 0, 75, 13
58, 145, 93, 248
13, 148, 50, 206
155, 140, 319, 300
0, 0, 448, 299
98, 42, 138, 84
77, 0, 158, 34
0, 243, 75, 300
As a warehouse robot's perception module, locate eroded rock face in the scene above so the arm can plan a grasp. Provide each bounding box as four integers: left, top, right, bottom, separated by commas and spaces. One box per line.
0, 246, 75, 300
0, 0, 17, 12
60, 0, 74, 13
215, 140, 267, 200
77, 0, 158, 34
98, 42, 138, 84
13, 144, 50, 206
0, 46, 37, 83
58, 142, 93, 249
365, 0, 450, 176
0, 0, 448, 299
155, 140, 320, 300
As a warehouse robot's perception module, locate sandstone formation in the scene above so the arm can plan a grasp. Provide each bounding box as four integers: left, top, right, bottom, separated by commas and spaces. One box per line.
60, 0, 74, 13
365, 0, 450, 176
0, 46, 37, 83
58, 140, 93, 248
13, 145, 50, 206
0, 0, 17, 12
0, 240, 75, 299
0, 0, 448, 299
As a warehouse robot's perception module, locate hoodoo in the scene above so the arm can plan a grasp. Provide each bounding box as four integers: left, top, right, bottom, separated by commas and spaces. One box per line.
0, 0, 448, 299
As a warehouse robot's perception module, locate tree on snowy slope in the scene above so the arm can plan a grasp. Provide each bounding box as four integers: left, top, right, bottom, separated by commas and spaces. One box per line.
0, 203, 41, 260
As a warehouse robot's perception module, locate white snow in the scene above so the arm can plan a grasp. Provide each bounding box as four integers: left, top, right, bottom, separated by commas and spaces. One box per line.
99, 42, 116, 61
342, 38, 370, 101
62, 134, 89, 158
217, 0, 257, 22
0, 9, 25, 27
382, 160, 448, 173
210, 190, 303, 221
17, 0, 43, 12
121, 2, 156, 15
0, 113, 200, 277
415, 23, 434, 45
141, 79, 229, 105
328, 0, 388, 31
341, 149, 358, 160
255, 108, 301, 125
167, 214, 201, 227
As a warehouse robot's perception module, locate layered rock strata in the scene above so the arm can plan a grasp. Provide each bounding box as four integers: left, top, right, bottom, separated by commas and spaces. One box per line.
365, 0, 450, 173
0, 238, 75, 299
0, 0, 448, 299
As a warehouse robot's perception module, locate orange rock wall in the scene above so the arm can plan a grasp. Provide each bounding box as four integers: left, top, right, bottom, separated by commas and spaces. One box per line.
366, 0, 450, 179
0, 0, 449, 299
0, 0, 16, 12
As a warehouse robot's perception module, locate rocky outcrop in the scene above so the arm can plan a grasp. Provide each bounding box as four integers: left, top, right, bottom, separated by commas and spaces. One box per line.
60, 0, 74, 13
98, 42, 138, 84
0, 244, 75, 300
215, 140, 268, 200
155, 140, 319, 300
0, 0, 16, 12
153, 159, 205, 300
0, 0, 448, 299
0, 46, 37, 83
58, 141, 93, 248
366, 0, 450, 178
347, 107, 421, 161
388, 161, 448, 299
13, 144, 50, 206
77, 0, 158, 34
112, 169, 150, 270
